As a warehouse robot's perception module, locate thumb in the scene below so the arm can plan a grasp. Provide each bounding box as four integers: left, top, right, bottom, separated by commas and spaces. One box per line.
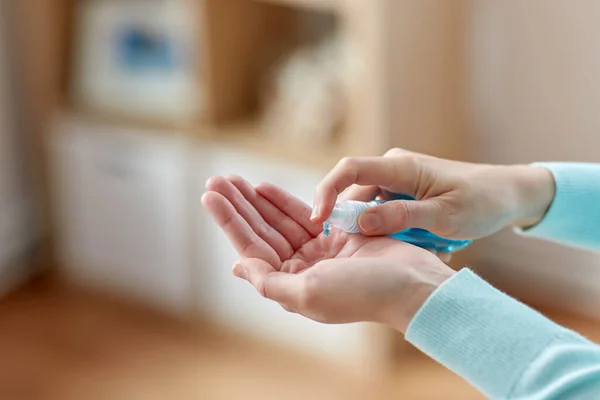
233, 258, 275, 297
358, 199, 447, 236
233, 258, 301, 304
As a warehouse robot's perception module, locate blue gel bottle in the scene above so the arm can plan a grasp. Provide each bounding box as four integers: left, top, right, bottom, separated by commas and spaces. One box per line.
323, 195, 471, 253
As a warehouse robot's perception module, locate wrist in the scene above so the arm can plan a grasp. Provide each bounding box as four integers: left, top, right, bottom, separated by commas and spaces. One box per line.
505, 165, 556, 229
389, 261, 455, 333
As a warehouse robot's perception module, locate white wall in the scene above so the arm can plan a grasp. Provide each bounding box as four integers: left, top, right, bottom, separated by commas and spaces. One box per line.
467, 1, 600, 316
50, 118, 192, 313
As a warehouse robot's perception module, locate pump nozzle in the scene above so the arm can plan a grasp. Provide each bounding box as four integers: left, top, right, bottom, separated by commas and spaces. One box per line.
323, 200, 381, 236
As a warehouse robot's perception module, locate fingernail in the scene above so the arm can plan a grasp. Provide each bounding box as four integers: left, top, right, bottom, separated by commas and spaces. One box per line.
358, 212, 382, 233
232, 262, 246, 279
310, 205, 319, 221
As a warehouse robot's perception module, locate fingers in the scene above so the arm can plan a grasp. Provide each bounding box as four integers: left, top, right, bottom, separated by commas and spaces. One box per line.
357, 199, 444, 236
280, 258, 310, 274
234, 258, 302, 305
206, 176, 294, 261
202, 192, 281, 268
228, 175, 312, 251
233, 258, 276, 296
255, 182, 323, 237
311, 155, 419, 223
337, 149, 413, 203
340, 184, 380, 202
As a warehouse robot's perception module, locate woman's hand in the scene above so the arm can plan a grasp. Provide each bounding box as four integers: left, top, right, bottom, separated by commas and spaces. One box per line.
202, 175, 453, 332
311, 148, 556, 240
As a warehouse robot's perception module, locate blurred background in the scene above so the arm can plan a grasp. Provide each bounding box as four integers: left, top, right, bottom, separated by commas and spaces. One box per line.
2, 0, 600, 399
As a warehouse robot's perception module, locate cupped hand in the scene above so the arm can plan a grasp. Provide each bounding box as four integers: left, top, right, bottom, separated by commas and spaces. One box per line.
202, 175, 453, 332
311, 148, 556, 241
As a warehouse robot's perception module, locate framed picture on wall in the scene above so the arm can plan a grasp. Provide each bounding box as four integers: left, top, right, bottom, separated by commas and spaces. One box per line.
71, 0, 202, 123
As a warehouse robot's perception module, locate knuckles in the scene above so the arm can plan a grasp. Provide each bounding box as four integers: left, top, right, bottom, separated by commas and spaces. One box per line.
336, 156, 359, 172
384, 147, 405, 157
384, 148, 418, 169
387, 200, 410, 228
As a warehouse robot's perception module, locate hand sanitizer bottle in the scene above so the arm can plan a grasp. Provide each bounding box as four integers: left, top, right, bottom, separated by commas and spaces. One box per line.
323, 198, 471, 253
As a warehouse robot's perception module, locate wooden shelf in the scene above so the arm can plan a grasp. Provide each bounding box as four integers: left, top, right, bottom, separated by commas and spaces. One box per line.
57, 109, 343, 171
250, 0, 342, 13
56, 107, 195, 137
196, 120, 345, 170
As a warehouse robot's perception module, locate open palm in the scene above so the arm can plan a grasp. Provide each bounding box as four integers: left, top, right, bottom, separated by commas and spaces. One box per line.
202, 175, 422, 274
202, 175, 447, 327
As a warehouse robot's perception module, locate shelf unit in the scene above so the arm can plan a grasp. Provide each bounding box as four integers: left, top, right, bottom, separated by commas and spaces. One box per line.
196, 119, 347, 169
14, 0, 469, 169
12, 0, 470, 370
198, 0, 470, 165
253, 0, 341, 12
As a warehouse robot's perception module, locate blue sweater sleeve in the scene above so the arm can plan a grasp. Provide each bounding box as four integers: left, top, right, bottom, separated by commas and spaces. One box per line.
517, 162, 600, 251
405, 163, 600, 399
406, 269, 600, 399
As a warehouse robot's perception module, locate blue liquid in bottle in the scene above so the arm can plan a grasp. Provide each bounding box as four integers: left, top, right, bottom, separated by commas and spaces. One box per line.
323, 195, 471, 253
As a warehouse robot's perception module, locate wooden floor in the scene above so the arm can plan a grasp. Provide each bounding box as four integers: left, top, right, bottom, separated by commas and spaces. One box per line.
0, 275, 486, 399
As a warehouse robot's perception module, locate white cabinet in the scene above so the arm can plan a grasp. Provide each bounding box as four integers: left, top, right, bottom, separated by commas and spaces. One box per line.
195, 148, 372, 363
50, 118, 191, 312
50, 117, 378, 364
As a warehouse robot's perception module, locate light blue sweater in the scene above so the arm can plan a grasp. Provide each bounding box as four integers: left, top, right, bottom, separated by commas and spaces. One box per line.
405, 163, 600, 400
